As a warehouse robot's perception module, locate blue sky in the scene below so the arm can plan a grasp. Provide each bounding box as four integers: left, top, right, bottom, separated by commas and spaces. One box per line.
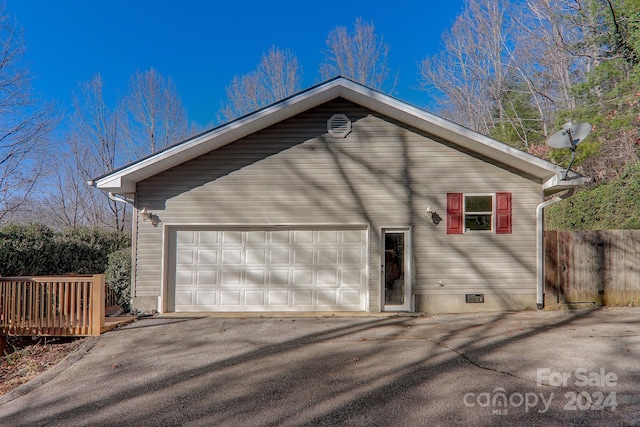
7, 0, 464, 127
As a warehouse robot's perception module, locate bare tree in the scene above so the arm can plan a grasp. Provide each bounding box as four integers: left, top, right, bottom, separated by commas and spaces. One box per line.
419, 0, 575, 149
123, 68, 188, 158
519, 0, 595, 111
219, 46, 301, 121
71, 75, 128, 232
39, 68, 193, 230
0, 6, 56, 224
420, 0, 510, 135
37, 135, 109, 229
320, 18, 395, 92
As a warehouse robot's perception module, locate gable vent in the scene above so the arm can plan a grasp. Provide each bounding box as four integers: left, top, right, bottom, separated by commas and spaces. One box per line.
327, 114, 352, 138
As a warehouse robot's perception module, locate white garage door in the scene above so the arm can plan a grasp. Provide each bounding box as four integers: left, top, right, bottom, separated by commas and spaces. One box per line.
170, 227, 367, 312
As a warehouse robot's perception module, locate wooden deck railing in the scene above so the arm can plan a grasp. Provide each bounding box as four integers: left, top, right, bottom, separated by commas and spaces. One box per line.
0, 275, 105, 338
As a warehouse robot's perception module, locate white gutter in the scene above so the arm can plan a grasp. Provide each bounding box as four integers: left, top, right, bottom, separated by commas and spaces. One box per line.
536, 188, 575, 309
108, 192, 134, 206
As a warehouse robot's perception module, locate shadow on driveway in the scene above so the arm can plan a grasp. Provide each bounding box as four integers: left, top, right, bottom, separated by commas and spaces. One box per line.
1, 308, 639, 426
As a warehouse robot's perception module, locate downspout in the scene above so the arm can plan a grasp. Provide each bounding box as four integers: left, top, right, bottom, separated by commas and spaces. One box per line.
107, 192, 137, 313
536, 188, 575, 309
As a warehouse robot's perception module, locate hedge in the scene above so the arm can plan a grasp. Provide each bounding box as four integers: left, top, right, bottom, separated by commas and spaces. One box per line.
105, 248, 132, 311
0, 224, 131, 276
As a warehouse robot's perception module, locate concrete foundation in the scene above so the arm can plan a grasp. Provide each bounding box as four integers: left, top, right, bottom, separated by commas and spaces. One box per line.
133, 294, 538, 315
131, 296, 159, 313
415, 293, 537, 314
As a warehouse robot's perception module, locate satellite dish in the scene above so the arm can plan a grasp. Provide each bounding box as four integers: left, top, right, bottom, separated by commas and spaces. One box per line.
546, 122, 592, 180
547, 122, 592, 150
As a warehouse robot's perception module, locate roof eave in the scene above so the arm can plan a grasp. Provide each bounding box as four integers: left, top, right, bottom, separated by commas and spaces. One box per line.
543, 173, 592, 196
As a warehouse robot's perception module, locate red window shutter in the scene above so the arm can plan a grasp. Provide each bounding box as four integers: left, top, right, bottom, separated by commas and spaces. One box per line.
495, 192, 512, 234
447, 193, 463, 234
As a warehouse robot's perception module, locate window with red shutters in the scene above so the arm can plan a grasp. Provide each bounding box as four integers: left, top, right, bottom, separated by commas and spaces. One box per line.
446, 192, 512, 234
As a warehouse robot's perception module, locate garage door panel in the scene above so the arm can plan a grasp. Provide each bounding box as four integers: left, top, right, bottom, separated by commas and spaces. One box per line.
340, 290, 362, 305
177, 250, 195, 265
175, 270, 194, 285
196, 270, 217, 284
244, 290, 265, 305
292, 290, 313, 306
269, 270, 289, 285
293, 269, 313, 285
247, 230, 266, 243
269, 290, 289, 305
245, 270, 266, 285
272, 230, 291, 243
318, 249, 338, 264
197, 249, 217, 265
318, 230, 338, 244
342, 229, 364, 243
270, 250, 290, 264
220, 291, 241, 305
221, 270, 241, 285
222, 231, 243, 244
294, 249, 313, 264
175, 291, 193, 306
293, 230, 313, 243
222, 250, 241, 264
342, 269, 363, 286
198, 230, 219, 244
317, 270, 338, 286
246, 250, 266, 264
317, 290, 338, 306
196, 291, 216, 306
177, 230, 196, 244
341, 248, 364, 264
173, 227, 367, 312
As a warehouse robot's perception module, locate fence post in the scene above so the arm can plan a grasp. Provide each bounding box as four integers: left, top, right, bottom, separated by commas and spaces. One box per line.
91, 275, 105, 336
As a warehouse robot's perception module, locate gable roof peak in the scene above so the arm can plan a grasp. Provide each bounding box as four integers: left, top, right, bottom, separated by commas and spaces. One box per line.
90, 77, 586, 196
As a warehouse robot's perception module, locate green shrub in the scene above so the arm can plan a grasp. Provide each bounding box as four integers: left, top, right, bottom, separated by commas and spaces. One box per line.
55, 227, 131, 275
0, 224, 57, 275
0, 224, 131, 276
546, 163, 640, 230
105, 248, 131, 312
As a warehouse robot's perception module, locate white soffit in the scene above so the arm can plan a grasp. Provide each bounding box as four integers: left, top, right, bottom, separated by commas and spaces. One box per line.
93, 77, 571, 193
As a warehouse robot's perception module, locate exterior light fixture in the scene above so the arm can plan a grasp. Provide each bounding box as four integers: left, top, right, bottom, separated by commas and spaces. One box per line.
425, 206, 434, 219
140, 207, 153, 221
425, 206, 442, 226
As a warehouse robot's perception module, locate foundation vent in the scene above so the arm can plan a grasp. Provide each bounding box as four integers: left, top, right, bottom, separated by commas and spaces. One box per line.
327, 114, 351, 138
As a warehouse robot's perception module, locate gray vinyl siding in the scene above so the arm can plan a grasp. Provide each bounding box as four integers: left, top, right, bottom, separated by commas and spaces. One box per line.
135, 99, 541, 311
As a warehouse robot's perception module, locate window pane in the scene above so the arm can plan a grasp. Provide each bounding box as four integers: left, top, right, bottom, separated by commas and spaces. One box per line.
465, 195, 492, 212
466, 214, 492, 231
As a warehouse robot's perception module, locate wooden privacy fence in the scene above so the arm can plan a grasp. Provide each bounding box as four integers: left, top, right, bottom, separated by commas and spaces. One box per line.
0, 274, 105, 337
545, 230, 640, 307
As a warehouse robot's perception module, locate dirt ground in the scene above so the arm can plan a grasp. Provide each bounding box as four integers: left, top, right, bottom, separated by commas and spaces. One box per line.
0, 336, 86, 396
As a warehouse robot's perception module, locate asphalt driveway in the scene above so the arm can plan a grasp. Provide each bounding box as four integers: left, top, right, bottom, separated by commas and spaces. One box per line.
1, 307, 639, 426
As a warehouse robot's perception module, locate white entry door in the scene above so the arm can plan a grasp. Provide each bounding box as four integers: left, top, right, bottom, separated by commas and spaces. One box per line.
169, 227, 368, 312
382, 229, 411, 311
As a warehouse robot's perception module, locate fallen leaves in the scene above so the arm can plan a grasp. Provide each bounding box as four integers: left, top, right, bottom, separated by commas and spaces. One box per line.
0, 336, 85, 396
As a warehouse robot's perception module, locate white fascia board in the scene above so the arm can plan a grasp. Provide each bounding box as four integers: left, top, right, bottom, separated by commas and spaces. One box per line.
543, 173, 592, 195
94, 175, 136, 193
